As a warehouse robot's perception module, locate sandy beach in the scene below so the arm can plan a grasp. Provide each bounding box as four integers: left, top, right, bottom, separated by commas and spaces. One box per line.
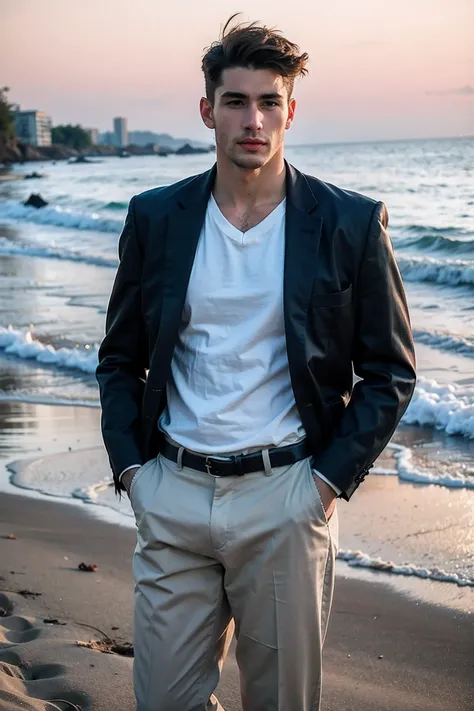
0, 400, 473, 710
1, 490, 473, 711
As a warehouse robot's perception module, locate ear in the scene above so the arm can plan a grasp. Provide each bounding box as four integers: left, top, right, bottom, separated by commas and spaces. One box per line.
286, 98, 296, 130
200, 97, 215, 129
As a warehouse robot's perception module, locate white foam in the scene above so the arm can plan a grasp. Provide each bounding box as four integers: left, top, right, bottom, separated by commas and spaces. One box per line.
402, 375, 474, 439
398, 255, 474, 286
0, 392, 99, 408
387, 442, 474, 489
0, 237, 116, 268
414, 329, 474, 358
337, 549, 474, 587
0, 325, 99, 375
0, 199, 122, 233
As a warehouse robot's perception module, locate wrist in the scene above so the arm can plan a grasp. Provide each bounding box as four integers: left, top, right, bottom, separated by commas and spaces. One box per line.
122, 466, 141, 492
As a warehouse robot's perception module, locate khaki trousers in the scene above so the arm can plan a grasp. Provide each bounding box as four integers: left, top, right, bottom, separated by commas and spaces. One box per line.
131, 451, 338, 711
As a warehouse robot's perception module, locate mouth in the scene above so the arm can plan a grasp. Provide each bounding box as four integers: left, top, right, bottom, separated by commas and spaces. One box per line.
238, 139, 266, 152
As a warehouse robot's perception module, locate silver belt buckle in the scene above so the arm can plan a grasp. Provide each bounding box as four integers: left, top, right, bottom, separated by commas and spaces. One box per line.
205, 457, 221, 477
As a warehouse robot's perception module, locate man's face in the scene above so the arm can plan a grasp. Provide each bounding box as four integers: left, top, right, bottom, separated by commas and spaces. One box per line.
200, 67, 296, 170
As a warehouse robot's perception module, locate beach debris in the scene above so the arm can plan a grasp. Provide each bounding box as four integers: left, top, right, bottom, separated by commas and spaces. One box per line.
111, 626, 119, 630
24, 193, 48, 208
24, 171, 44, 179
48, 701, 82, 711
3, 533, 17, 540
76, 639, 134, 657
378, 654, 384, 659
78, 562, 97, 572
17, 589, 42, 598
44, 618, 66, 625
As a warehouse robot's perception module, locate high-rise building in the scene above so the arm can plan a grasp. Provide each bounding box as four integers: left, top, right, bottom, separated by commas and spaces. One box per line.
14, 109, 52, 146
113, 117, 128, 147
86, 128, 99, 145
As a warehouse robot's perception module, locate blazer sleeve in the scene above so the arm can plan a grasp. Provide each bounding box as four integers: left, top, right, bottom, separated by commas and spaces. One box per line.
311, 202, 417, 500
96, 196, 149, 490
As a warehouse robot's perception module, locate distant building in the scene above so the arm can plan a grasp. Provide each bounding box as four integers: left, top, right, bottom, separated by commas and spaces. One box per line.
86, 128, 99, 145
98, 131, 115, 146
14, 109, 52, 147
113, 117, 128, 147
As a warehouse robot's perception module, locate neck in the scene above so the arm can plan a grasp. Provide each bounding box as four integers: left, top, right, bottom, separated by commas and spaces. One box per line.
213, 149, 286, 208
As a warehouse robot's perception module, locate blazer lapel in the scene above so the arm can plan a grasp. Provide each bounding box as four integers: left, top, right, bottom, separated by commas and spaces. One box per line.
284, 162, 322, 365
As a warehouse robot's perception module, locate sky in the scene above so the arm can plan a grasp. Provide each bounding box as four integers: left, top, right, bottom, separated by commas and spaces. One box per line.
2, 0, 473, 144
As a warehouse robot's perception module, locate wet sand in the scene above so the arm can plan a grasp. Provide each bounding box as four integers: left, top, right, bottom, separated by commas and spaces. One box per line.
0, 491, 473, 710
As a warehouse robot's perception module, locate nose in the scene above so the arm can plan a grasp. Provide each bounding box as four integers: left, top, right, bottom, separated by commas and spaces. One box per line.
243, 104, 263, 133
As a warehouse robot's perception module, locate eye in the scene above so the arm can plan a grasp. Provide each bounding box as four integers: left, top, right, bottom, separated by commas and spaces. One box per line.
263, 101, 279, 107
227, 100, 244, 106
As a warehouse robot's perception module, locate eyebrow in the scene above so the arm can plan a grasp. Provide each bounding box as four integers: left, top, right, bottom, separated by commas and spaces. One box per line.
220, 91, 284, 100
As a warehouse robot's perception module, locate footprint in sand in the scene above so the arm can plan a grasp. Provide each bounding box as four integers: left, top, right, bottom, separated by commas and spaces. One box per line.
0, 592, 90, 711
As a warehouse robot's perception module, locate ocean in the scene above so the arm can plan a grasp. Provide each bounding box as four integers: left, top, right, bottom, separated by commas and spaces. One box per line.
1, 137, 473, 590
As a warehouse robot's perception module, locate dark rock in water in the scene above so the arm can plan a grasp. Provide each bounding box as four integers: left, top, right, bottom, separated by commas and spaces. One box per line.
175, 142, 211, 155
24, 193, 48, 208
68, 155, 94, 164
24, 171, 44, 179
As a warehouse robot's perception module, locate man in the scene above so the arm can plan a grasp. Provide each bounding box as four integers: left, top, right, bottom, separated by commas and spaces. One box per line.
97, 15, 416, 711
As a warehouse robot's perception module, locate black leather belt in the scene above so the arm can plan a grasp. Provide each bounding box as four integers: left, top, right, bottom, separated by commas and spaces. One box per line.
160, 439, 311, 477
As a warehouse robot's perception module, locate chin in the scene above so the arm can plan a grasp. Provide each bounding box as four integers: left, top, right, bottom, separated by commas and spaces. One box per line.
230, 152, 268, 170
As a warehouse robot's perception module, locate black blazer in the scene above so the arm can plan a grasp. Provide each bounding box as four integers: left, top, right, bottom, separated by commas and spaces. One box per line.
96, 162, 416, 501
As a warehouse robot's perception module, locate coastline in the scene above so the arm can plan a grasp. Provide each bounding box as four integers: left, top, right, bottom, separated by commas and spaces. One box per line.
1, 399, 474, 597
1, 489, 473, 710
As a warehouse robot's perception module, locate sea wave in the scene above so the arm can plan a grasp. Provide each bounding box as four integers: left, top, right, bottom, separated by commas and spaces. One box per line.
2, 328, 474, 441
413, 329, 474, 358
402, 375, 474, 439
0, 237, 117, 268
398, 256, 474, 286
0, 200, 123, 233
0, 325, 99, 375
397, 234, 474, 256
402, 224, 466, 237
102, 200, 128, 211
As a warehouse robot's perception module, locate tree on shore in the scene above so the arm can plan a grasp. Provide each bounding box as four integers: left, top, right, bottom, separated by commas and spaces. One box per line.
0, 87, 14, 146
51, 124, 91, 151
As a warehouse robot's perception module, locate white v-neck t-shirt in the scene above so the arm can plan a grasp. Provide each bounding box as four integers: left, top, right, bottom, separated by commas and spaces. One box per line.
158, 194, 308, 452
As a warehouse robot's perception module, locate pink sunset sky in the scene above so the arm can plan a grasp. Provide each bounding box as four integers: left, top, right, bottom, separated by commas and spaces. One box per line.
2, 0, 473, 144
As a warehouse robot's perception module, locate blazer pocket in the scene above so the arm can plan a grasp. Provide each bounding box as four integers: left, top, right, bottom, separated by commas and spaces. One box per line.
311, 284, 352, 309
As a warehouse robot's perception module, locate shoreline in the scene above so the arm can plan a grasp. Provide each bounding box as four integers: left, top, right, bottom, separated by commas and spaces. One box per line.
1, 488, 473, 711
1, 399, 474, 611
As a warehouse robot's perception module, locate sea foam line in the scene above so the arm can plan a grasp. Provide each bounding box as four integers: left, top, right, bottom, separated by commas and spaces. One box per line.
0, 392, 100, 408
0, 325, 99, 375
0, 238, 117, 268
0, 200, 123, 233
413, 329, 474, 358
337, 549, 474, 587
384, 442, 474, 490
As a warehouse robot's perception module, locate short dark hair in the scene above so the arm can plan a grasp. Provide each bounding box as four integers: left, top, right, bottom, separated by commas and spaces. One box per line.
202, 14, 309, 105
